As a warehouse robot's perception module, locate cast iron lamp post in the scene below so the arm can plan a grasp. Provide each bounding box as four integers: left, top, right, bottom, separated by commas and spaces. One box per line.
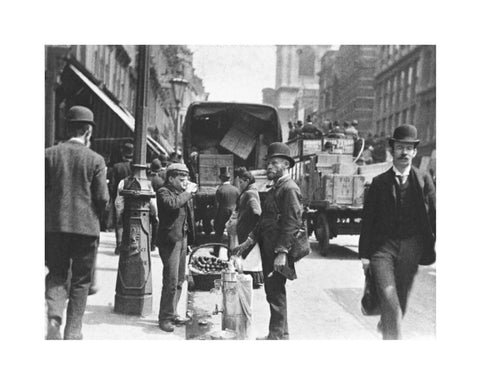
170, 77, 188, 155
114, 45, 155, 315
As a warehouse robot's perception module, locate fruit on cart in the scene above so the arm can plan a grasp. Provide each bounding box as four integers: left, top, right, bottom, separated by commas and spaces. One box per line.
189, 255, 229, 274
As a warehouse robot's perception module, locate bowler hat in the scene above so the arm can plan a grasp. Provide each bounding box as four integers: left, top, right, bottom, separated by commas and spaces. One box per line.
166, 163, 189, 174
150, 159, 162, 172
389, 124, 420, 146
351, 119, 359, 126
66, 106, 96, 127
218, 167, 232, 179
266, 142, 295, 168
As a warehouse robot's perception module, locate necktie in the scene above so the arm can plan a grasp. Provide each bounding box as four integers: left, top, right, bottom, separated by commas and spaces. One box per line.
396, 175, 405, 185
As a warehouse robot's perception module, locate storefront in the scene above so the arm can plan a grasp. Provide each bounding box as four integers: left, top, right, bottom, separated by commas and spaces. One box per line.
55, 61, 168, 165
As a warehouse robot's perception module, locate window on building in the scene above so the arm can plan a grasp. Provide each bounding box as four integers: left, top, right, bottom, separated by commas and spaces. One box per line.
411, 61, 418, 100
396, 72, 402, 106
395, 112, 400, 127
388, 115, 393, 133
298, 46, 315, 77
105, 48, 111, 89
409, 105, 416, 125
402, 108, 408, 124
93, 47, 99, 78
403, 68, 409, 103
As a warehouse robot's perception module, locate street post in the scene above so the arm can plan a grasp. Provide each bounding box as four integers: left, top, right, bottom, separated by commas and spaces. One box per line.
114, 45, 155, 316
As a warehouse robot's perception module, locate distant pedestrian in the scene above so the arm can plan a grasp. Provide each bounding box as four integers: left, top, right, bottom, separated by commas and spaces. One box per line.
45, 106, 109, 340
110, 142, 134, 254
156, 163, 198, 332
213, 167, 240, 255
148, 158, 165, 192
359, 124, 436, 340
287, 121, 296, 141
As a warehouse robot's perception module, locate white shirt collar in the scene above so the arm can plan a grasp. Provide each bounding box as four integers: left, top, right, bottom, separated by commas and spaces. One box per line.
392, 164, 411, 177
68, 137, 85, 145
222, 181, 230, 185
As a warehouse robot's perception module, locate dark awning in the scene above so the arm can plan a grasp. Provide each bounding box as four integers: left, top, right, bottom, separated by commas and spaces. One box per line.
65, 63, 168, 157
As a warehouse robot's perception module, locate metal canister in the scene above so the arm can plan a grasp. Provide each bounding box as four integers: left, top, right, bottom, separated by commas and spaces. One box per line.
221, 271, 253, 340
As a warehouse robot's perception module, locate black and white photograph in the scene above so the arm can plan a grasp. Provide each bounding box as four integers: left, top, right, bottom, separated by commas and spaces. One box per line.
44, 44, 436, 341
4, 1, 480, 383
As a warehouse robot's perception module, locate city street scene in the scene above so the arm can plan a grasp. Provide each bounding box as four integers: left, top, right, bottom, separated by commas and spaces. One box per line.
45, 44, 436, 341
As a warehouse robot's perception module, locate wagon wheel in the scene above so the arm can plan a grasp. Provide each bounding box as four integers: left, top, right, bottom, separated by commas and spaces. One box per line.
314, 212, 330, 255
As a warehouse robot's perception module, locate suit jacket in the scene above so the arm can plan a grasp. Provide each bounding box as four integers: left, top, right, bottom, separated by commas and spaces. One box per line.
110, 161, 132, 197
359, 166, 436, 265
156, 183, 195, 245
236, 183, 261, 243
45, 140, 109, 237
214, 183, 239, 231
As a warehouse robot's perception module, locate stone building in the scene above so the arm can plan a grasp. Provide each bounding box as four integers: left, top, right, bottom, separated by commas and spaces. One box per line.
373, 45, 436, 156
262, 45, 331, 139
317, 50, 339, 124
45, 45, 207, 163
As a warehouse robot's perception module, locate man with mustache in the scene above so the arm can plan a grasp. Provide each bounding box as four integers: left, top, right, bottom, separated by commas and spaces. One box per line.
359, 124, 436, 339
234, 142, 302, 340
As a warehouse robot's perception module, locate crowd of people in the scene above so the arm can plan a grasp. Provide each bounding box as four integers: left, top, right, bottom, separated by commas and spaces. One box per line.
45, 105, 435, 341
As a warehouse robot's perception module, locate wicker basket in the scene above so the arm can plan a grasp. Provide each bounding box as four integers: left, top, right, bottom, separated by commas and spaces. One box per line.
188, 243, 229, 291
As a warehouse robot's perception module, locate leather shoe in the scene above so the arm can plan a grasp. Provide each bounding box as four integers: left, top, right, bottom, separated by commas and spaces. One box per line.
173, 315, 190, 326
158, 320, 175, 332
46, 318, 62, 340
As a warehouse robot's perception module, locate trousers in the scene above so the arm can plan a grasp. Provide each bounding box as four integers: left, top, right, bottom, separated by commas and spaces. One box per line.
259, 237, 289, 340
45, 232, 98, 340
158, 237, 188, 322
370, 234, 424, 340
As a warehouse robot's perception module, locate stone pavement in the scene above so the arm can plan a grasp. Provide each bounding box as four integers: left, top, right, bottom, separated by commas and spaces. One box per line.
78, 232, 187, 340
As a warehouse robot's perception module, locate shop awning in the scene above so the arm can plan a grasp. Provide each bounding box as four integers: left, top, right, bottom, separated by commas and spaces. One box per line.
67, 64, 168, 156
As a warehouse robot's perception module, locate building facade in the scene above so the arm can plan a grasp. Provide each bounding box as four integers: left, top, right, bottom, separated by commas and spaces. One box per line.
373, 45, 436, 156
317, 50, 338, 124
45, 45, 207, 163
262, 45, 331, 140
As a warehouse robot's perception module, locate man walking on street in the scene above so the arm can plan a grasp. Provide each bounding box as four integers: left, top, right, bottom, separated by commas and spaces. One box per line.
45, 106, 109, 340
359, 124, 436, 340
234, 143, 302, 340
156, 163, 198, 332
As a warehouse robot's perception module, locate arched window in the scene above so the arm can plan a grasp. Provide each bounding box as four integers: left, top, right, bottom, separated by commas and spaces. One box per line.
298, 46, 315, 77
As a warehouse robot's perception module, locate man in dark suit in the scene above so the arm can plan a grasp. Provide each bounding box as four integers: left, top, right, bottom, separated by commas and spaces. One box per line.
234, 143, 303, 340
45, 106, 109, 340
359, 124, 436, 340
110, 142, 133, 254
156, 163, 198, 332
213, 167, 239, 254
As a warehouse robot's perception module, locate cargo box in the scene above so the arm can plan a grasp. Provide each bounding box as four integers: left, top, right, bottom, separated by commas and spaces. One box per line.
316, 153, 352, 165
287, 138, 323, 158
332, 162, 358, 175
198, 154, 234, 187
321, 174, 366, 206
323, 137, 355, 155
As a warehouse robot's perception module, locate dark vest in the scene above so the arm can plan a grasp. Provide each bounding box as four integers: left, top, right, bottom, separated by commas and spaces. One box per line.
394, 174, 421, 239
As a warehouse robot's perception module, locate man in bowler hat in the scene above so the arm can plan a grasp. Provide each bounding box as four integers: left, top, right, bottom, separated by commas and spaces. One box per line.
45, 106, 109, 339
156, 163, 198, 332
359, 124, 436, 339
234, 142, 303, 339
213, 167, 239, 255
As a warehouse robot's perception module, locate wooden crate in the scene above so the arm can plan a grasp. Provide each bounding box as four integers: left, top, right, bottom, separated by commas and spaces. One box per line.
287, 138, 323, 158
332, 162, 358, 175
323, 137, 355, 155
317, 153, 352, 165
198, 154, 234, 187
321, 174, 366, 206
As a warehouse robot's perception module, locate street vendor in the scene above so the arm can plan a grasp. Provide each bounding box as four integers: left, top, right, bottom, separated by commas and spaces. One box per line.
234, 142, 303, 340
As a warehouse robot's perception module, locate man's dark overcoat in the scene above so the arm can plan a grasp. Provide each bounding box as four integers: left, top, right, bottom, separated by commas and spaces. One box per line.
45, 141, 109, 237
214, 183, 240, 234
359, 166, 436, 265
156, 183, 195, 245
